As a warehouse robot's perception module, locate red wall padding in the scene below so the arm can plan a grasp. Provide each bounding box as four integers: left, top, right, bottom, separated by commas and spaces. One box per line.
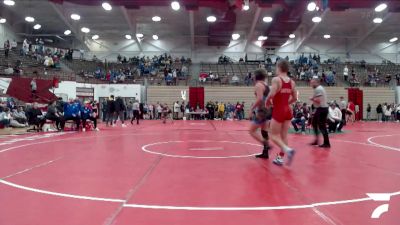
6, 77, 57, 103
347, 88, 363, 120
189, 87, 204, 109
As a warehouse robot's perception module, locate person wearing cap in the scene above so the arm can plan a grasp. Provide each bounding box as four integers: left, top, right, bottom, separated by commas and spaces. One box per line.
309, 76, 330, 148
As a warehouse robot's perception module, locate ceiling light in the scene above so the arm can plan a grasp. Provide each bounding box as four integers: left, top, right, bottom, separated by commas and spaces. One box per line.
102, 2, 112, 11
70, 14, 81, 21
33, 24, 41, 30
136, 33, 144, 38
373, 17, 383, 23
312, 16, 322, 23
263, 16, 273, 23
152, 16, 161, 22
307, 1, 317, 11
243, 5, 249, 11
0, 18, 6, 23
232, 33, 240, 40
3, 0, 14, 6
207, 16, 217, 23
92, 35, 99, 40
323, 34, 331, 39
289, 34, 295, 39
152, 34, 159, 40
389, 37, 398, 43
81, 27, 90, 33
25, 16, 35, 22
64, 30, 71, 35
171, 1, 180, 11
375, 3, 387, 12
258, 36, 268, 41
125, 34, 132, 40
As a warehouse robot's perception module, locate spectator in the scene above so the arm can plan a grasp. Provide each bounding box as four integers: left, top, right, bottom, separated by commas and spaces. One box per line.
114, 97, 127, 127
63, 99, 81, 130
0, 108, 11, 127
106, 95, 116, 126
395, 74, 400, 86
328, 103, 342, 133
383, 104, 392, 122
81, 101, 99, 131
173, 101, 180, 119
343, 65, 349, 82
217, 102, 225, 120
11, 39, 17, 50
126, 101, 133, 119
46, 101, 64, 131
26, 102, 46, 130
12, 106, 28, 125
235, 102, 243, 120
231, 74, 240, 85
376, 104, 383, 122
4, 40, 10, 58
31, 78, 37, 98
366, 103, 371, 120
80, 49, 84, 60
291, 102, 306, 134
245, 72, 252, 86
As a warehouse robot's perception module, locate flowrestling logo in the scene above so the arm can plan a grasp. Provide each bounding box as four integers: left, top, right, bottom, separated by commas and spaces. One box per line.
0, 133, 66, 146
181, 90, 187, 101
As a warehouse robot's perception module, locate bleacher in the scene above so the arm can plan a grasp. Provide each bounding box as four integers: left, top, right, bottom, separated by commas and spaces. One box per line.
0, 48, 76, 81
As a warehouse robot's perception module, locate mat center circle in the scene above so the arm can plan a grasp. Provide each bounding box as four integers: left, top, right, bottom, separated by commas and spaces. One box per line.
141, 140, 262, 159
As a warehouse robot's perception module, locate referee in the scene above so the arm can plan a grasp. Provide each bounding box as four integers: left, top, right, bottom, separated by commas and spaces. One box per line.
309, 77, 330, 148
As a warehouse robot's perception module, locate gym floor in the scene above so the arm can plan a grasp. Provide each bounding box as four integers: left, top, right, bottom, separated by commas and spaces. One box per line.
0, 120, 399, 225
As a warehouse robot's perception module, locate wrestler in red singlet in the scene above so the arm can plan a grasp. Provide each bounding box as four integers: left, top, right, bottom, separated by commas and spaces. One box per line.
272, 77, 293, 123
265, 59, 297, 166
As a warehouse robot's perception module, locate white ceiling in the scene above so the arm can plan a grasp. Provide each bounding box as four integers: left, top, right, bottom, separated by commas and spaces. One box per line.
0, 0, 399, 53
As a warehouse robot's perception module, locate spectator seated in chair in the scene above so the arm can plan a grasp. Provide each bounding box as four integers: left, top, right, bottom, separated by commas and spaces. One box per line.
328, 102, 342, 133
291, 102, 306, 134
0, 108, 11, 128
231, 74, 240, 85
26, 103, 46, 131
12, 106, 29, 126
46, 101, 65, 131
81, 101, 99, 132
63, 99, 81, 130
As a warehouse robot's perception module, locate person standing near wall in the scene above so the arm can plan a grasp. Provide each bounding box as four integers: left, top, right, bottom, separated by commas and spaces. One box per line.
131, 100, 140, 125
174, 101, 180, 120
106, 95, 116, 127
114, 97, 127, 127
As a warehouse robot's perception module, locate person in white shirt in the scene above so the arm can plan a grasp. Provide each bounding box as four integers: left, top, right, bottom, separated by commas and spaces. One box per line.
383, 104, 392, 122
130, 100, 140, 125
11, 40, 17, 50
231, 74, 239, 85
22, 39, 29, 55
343, 65, 349, 81
157, 103, 162, 119
328, 103, 342, 133
173, 101, 180, 119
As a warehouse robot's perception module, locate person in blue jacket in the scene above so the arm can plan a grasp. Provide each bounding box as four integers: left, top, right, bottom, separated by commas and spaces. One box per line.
64, 98, 81, 130
81, 100, 99, 132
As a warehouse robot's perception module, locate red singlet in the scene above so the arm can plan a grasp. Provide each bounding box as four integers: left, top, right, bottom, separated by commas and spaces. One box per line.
271, 77, 293, 123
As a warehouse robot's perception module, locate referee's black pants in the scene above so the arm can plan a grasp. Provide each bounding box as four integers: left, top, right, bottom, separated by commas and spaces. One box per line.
312, 107, 330, 146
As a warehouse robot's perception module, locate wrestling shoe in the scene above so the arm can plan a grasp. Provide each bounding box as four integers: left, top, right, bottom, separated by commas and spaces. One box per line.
286, 149, 296, 166
273, 155, 284, 166
255, 147, 270, 159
